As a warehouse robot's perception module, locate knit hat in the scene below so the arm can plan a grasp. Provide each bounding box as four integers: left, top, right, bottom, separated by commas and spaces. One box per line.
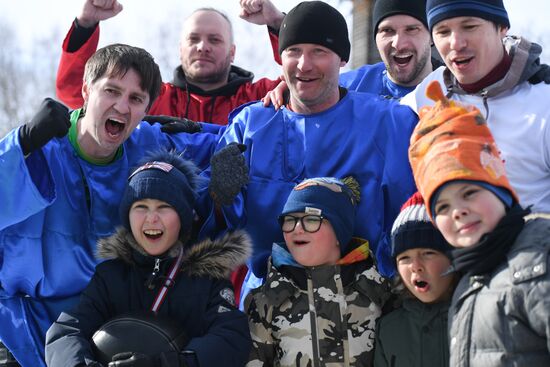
119, 149, 201, 240
391, 192, 452, 258
278, 1, 350, 62
426, 0, 510, 31
279, 177, 360, 253
373, 0, 428, 36
408, 80, 518, 219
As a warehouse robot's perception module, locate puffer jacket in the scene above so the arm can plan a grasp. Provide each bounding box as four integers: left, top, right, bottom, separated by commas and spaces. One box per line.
45, 229, 252, 367
374, 298, 450, 367
245, 240, 391, 367
448, 215, 550, 367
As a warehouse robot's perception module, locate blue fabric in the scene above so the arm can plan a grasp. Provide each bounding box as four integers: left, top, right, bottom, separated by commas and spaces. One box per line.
0, 113, 218, 367
280, 177, 357, 253
426, 0, 510, 30
202, 92, 418, 281
339, 62, 416, 100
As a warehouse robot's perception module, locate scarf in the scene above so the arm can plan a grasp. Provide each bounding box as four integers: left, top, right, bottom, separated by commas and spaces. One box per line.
450, 204, 530, 275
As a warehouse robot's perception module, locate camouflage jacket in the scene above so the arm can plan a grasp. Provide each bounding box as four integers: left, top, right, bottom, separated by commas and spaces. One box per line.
245, 241, 391, 367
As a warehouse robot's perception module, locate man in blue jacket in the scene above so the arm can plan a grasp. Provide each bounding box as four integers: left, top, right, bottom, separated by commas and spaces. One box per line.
0, 43, 241, 367
240, 0, 437, 100
204, 1, 418, 303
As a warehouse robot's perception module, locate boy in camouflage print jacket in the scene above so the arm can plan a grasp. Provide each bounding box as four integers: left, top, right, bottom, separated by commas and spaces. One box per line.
245, 177, 392, 367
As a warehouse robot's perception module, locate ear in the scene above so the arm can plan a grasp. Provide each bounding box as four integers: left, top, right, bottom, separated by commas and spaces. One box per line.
340, 60, 347, 68
82, 82, 90, 103
229, 44, 236, 63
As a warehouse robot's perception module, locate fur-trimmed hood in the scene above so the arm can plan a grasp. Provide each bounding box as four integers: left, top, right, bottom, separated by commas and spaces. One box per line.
97, 228, 252, 279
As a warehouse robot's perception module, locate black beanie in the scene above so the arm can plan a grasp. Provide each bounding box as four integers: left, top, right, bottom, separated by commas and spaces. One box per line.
372, 0, 428, 36
278, 1, 350, 62
426, 0, 510, 31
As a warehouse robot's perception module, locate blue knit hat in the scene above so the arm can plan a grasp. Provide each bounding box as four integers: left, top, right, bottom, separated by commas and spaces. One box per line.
119, 149, 201, 241
426, 0, 510, 31
279, 177, 360, 254
391, 192, 452, 258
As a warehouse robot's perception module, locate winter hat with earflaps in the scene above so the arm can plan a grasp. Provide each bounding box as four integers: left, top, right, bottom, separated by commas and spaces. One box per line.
408, 80, 518, 220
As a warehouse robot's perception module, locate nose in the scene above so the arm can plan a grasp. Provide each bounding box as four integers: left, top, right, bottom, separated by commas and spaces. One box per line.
196, 39, 210, 53
145, 211, 160, 223
411, 257, 424, 272
452, 205, 468, 220
391, 31, 406, 50
297, 54, 312, 72
293, 220, 305, 234
449, 31, 466, 51
113, 97, 130, 114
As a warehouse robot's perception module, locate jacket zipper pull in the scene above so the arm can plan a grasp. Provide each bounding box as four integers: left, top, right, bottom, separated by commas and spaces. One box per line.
146, 258, 161, 290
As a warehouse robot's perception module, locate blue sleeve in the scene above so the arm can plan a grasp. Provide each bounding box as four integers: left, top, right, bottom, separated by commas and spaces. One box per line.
377, 104, 419, 277
0, 128, 56, 230
45, 270, 111, 366
185, 279, 251, 367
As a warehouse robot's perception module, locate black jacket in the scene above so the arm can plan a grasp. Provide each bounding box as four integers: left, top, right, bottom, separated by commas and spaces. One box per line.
45, 229, 252, 367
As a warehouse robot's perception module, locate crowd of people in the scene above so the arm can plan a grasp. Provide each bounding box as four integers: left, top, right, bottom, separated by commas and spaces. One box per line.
0, 0, 549, 366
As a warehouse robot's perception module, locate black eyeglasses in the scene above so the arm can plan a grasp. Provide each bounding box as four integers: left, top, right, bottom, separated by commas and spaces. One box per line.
278, 214, 325, 233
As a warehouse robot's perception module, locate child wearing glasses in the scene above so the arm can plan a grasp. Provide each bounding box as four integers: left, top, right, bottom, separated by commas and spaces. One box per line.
244, 177, 392, 366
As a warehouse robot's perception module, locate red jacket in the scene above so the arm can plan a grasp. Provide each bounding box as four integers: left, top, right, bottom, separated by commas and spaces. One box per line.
56, 23, 281, 125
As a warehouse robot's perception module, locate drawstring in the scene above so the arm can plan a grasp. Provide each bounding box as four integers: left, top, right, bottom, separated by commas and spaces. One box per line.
184, 86, 191, 120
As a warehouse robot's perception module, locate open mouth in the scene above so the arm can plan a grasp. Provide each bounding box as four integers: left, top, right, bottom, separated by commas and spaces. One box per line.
453, 56, 474, 67
144, 229, 163, 240
414, 280, 428, 290
393, 54, 413, 65
294, 240, 309, 246
105, 118, 125, 137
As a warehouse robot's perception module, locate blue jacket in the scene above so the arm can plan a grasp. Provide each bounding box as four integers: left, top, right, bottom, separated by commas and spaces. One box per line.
339, 62, 415, 100
0, 110, 218, 367
46, 228, 251, 367
204, 91, 418, 279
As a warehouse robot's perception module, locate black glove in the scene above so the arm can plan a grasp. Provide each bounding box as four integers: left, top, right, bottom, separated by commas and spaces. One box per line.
108, 352, 155, 367
142, 115, 202, 134
209, 143, 249, 206
19, 98, 70, 155
528, 64, 550, 84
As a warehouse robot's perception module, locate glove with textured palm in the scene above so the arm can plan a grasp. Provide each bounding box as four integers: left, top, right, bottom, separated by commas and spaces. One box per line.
143, 115, 202, 134
209, 143, 249, 206
19, 98, 70, 155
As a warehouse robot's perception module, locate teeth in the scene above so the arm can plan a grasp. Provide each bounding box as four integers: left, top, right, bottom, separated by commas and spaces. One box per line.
108, 118, 125, 124
144, 229, 162, 236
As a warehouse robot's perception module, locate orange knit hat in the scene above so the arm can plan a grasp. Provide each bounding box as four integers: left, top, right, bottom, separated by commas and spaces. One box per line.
408, 81, 518, 219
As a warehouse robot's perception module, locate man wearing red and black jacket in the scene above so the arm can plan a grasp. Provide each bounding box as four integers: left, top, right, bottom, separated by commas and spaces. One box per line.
56, 0, 283, 126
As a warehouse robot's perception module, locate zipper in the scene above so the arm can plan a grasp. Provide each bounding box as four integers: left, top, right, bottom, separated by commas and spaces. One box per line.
146, 258, 161, 290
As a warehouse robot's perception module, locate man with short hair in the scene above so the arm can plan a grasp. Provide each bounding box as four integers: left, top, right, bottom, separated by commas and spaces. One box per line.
56, 0, 281, 125
206, 1, 417, 296
240, 0, 437, 100
401, 0, 550, 213
0, 43, 239, 366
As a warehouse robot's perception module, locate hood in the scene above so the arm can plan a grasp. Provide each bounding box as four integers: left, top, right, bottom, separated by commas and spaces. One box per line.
444, 35, 545, 98
97, 228, 252, 279
171, 64, 254, 97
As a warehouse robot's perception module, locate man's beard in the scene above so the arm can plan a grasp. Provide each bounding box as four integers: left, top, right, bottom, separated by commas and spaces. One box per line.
185, 54, 232, 86
386, 44, 431, 86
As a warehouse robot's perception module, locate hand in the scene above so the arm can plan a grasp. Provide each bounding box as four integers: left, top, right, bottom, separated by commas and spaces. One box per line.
108, 352, 155, 367
142, 115, 202, 134
239, 0, 285, 29
529, 63, 550, 84
209, 143, 249, 206
19, 98, 71, 155
77, 0, 123, 28
262, 78, 287, 110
